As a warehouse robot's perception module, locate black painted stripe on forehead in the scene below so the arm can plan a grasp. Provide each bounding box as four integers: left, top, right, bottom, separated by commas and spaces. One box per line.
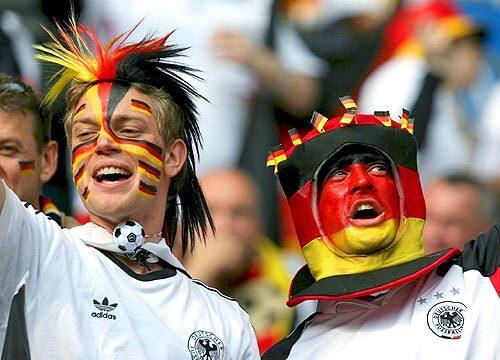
277, 125, 418, 198
106, 82, 131, 129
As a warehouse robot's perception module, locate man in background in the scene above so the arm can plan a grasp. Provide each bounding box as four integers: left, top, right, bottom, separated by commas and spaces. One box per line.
180, 168, 301, 353
0, 73, 76, 226
424, 173, 496, 254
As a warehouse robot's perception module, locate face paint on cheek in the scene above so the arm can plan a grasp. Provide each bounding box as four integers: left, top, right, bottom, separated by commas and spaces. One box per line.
19, 160, 36, 175
138, 181, 157, 199
82, 186, 90, 202
318, 163, 400, 254
138, 160, 161, 183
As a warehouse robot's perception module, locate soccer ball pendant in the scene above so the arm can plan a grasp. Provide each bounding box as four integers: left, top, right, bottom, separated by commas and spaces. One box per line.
113, 220, 146, 255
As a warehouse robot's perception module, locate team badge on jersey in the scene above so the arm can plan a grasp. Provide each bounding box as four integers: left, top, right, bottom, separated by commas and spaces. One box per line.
187, 330, 225, 360
427, 301, 467, 339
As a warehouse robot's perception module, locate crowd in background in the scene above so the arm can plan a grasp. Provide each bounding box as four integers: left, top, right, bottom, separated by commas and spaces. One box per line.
0, 0, 499, 354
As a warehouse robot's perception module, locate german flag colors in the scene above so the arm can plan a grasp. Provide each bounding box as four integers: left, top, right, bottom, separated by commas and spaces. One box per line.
288, 128, 302, 146
339, 95, 357, 111
272, 145, 287, 165
339, 111, 355, 126
138, 181, 157, 199
138, 160, 161, 183
407, 118, 415, 134
130, 99, 152, 117
400, 108, 410, 130
374, 111, 391, 127
310, 112, 328, 133
266, 151, 275, 168
19, 160, 35, 175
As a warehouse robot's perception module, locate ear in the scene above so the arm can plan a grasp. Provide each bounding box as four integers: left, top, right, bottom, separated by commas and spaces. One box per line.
164, 139, 187, 178
39, 140, 59, 184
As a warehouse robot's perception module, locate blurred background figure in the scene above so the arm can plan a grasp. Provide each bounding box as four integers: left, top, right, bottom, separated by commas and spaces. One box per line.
358, 0, 500, 185
175, 168, 303, 354
0, 73, 77, 226
424, 172, 496, 254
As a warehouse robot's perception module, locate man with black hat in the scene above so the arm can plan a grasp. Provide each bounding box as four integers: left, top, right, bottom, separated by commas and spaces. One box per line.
263, 99, 499, 359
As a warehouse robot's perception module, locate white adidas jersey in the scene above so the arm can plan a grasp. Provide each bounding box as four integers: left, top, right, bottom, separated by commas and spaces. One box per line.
263, 226, 500, 359
287, 268, 499, 359
0, 186, 259, 359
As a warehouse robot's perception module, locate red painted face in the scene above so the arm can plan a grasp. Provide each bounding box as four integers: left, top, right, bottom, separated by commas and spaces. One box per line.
318, 159, 401, 253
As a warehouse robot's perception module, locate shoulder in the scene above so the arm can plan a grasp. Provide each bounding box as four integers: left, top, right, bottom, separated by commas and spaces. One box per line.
179, 273, 251, 320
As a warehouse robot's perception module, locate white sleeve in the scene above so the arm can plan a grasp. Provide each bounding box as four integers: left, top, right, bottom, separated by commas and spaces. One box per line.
0, 184, 64, 319
358, 56, 427, 117
236, 313, 260, 359
274, 19, 329, 78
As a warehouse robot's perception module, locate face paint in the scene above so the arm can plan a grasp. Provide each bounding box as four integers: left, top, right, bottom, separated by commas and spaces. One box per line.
19, 160, 35, 175
130, 99, 152, 117
70, 82, 165, 205
318, 161, 400, 255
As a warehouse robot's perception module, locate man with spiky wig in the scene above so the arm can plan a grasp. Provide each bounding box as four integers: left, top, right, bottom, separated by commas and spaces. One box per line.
0, 21, 259, 359
262, 99, 499, 359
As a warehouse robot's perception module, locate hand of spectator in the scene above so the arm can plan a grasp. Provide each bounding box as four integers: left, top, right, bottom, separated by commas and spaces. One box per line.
414, 19, 452, 78
212, 29, 260, 67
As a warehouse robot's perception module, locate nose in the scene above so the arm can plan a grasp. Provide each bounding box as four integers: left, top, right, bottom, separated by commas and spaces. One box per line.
95, 131, 120, 155
348, 165, 374, 195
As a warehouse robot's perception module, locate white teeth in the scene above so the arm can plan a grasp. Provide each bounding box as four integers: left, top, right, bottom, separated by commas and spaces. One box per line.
96, 167, 130, 177
357, 203, 374, 211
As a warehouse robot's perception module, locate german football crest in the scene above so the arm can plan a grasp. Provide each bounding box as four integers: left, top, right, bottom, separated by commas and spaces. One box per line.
188, 330, 225, 360
427, 301, 467, 339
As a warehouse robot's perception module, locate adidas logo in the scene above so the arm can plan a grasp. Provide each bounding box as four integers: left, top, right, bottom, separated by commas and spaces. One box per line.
91, 297, 118, 320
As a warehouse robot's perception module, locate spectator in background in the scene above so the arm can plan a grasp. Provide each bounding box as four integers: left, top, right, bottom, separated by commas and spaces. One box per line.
0, 73, 78, 358
358, 0, 499, 184
0, 73, 77, 227
178, 169, 302, 354
424, 173, 496, 254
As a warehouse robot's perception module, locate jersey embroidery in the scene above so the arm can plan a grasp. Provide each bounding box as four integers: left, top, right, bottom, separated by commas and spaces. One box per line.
91, 297, 118, 320
427, 301, 467, 339
187, 330, 225, 360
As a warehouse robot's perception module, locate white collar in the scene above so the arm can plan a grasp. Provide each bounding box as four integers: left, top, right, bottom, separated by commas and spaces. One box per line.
69, 222, 186, 271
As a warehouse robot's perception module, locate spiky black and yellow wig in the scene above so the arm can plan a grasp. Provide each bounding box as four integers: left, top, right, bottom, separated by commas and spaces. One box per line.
35, 20, 213, 254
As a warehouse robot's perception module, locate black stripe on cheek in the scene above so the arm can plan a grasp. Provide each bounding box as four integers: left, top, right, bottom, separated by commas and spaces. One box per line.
71, 137, 98, 157
139, 181, 157, 193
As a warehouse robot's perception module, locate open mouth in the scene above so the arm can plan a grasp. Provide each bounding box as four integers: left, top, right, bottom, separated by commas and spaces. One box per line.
349, 200, 384, 226
93, 166, 132, 184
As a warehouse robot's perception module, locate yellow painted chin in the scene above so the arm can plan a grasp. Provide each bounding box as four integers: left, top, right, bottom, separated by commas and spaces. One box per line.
328, 220, 398, 255
302, 217, 425, 280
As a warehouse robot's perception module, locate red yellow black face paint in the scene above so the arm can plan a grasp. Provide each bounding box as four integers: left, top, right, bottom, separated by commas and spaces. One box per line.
130, 99, 152, 117
318, 162, 400, 255
70, 82, 165, 202
19, 160, 35, 175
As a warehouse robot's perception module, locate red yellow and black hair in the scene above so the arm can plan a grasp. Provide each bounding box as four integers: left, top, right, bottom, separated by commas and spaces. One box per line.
35, 19, 213, 253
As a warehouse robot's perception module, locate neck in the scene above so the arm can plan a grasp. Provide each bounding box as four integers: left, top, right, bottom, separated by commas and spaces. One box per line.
89, 213, 163, 243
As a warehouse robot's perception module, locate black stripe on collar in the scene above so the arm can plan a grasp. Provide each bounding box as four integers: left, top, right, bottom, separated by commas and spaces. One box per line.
101, 250, 178, 281
287, 248, 461, 307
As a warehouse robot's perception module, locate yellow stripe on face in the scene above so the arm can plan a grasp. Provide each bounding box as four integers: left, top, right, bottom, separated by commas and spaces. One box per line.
76, 170, 87, 187
85, 85, 104, 126
119, 143, 163, 167
302, 218, 425, 280
130, 105, 152, 117
137, 189, 155, 199
138, 167, 160, 183
72, 151, 93, 173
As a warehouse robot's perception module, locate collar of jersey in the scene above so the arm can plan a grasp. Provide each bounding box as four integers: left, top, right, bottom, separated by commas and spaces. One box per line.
69, 222, 186, 271
286, 248, 461, 307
